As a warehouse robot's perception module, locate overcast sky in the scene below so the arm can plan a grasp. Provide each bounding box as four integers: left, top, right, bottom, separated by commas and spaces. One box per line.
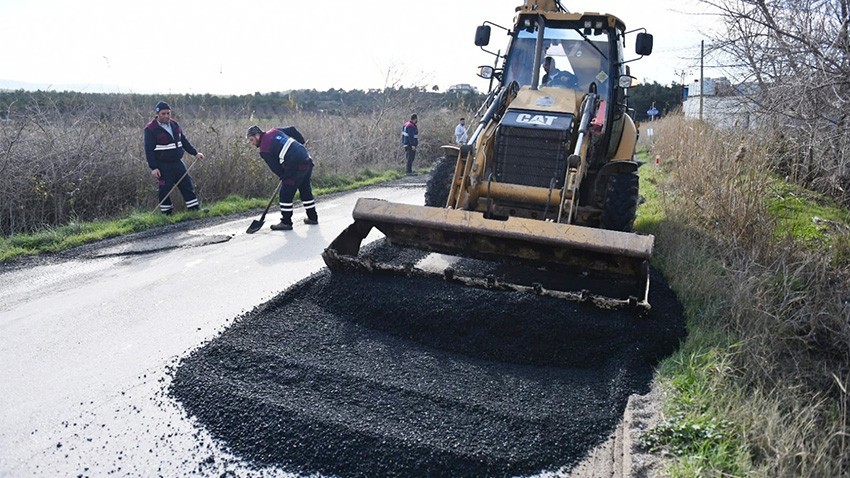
0, 0, 718, 95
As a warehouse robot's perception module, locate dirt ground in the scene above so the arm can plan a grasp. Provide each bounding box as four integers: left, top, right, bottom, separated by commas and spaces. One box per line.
564, 378, 668, 478
170, 240, 685, 477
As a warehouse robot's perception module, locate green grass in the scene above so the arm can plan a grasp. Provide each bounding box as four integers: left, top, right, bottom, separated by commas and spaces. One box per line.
644, 329, 752, 477
766, 177, 850, 248
313, 168, 406, 194
635, 150, 666, 234
639, 250, 756, 476
0, 168, 408, 262
0, 213, 168, 261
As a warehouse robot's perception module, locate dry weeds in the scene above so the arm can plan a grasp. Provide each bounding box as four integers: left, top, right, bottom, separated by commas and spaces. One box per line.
649, 114, 850, 476
0, 101, 463, 235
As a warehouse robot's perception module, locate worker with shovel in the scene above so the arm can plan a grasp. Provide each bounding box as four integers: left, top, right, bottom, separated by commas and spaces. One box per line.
144, 101, 205, 215
246, 125, 318, 231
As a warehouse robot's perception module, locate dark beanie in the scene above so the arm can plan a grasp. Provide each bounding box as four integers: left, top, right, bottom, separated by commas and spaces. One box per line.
155, 101, 170, 112
246, 125, 263, 137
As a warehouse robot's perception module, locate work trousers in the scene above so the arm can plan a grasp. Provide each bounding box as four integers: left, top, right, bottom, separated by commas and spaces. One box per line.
157, 160, 199, 213
405, 146, 416, 174
279, 162, 317, 225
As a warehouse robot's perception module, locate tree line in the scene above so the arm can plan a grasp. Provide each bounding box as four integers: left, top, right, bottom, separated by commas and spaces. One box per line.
1, 82, 680, 121
628, 82, 684, 121
0, 87, 485, 120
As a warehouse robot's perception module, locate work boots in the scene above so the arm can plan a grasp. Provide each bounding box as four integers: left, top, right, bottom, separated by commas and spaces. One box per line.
270, 221, 293, 231
270, 218, 317, 230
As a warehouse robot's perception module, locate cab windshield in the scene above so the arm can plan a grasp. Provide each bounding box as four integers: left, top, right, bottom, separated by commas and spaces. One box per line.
504, 23, 613, 96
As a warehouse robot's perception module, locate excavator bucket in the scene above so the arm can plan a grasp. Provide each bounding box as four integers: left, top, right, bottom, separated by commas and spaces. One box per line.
322, 198, 654, 308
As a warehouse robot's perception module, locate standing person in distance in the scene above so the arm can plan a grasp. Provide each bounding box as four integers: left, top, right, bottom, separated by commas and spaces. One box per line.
401, 113, 419, 175
454, 117, 468, 144
246, 125, 318, 231
144, 101, 205, 214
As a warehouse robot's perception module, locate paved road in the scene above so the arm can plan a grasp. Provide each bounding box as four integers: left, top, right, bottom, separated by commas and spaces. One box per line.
0, 183, 426, 477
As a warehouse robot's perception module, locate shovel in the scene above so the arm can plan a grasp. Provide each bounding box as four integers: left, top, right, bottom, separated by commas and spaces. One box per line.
246, 180, 283, 234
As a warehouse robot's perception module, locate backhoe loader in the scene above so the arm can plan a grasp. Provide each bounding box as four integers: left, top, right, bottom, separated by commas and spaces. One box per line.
323, 0, 655, 308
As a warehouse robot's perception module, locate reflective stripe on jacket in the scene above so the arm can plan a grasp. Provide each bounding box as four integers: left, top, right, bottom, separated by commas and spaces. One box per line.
143, 119, 198, 169
401, 121, 418, 147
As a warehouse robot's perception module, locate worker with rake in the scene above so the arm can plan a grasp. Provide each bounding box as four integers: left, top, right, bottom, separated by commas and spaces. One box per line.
143, 101, 205, 215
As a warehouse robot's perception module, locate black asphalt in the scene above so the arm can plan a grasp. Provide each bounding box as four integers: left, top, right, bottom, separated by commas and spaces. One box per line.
170, 240, 686, 478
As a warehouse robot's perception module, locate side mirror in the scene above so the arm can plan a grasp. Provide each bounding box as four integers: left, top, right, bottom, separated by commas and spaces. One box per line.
636, 33, 653, 56
477, 65, 494, 79
475, 25, 491, 47
618, 75, 635, 88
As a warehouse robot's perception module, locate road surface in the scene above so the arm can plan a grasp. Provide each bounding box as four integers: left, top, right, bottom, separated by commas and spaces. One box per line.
0, 183, 426, 477
1, 179, 682, 477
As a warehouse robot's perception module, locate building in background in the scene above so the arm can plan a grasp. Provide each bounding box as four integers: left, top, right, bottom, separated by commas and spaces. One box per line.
683, 77, 755, 128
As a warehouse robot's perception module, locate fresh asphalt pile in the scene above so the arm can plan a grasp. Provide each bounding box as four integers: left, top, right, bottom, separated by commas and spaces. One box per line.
170, 240, 686, 478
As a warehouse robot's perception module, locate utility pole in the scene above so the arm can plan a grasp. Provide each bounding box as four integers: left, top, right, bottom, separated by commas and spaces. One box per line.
699, 40, 704, 121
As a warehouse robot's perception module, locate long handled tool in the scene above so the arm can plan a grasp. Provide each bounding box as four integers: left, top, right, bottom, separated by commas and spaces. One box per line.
152, 157, 201, 213
246, 180, 283, 234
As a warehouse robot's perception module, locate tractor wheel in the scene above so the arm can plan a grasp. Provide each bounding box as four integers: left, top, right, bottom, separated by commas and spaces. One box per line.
424, 155, 456, 207
600, 172, 640, 232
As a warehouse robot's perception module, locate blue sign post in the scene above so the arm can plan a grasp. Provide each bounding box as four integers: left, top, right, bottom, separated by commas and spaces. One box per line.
647, 106, 659, 120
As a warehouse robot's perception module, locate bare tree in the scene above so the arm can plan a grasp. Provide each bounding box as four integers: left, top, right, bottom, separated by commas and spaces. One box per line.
702, 0, 850, 202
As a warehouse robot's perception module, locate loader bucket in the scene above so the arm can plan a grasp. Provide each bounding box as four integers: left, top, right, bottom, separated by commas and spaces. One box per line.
322, 198, 654, 307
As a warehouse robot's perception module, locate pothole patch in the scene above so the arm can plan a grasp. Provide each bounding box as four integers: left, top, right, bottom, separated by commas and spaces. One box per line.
90, 233, 233, 258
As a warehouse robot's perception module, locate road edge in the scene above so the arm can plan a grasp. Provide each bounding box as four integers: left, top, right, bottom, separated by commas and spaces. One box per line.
566, 377, 666, 478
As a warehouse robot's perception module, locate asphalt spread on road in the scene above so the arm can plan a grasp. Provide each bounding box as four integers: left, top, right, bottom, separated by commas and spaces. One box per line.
170, 240, 686, 477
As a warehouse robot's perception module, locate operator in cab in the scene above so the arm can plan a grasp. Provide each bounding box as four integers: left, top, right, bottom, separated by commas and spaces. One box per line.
541, 56, 578, 88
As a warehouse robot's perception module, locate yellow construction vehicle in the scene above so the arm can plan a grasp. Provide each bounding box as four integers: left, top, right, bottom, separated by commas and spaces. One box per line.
323, 0, 655, 308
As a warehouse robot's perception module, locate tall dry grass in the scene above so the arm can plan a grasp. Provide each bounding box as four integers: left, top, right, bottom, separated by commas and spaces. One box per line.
648, 114, 850, 476
0, 100, 465, 235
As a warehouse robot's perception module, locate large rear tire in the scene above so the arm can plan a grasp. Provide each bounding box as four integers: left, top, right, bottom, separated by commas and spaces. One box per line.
425, 155, 456, 207
600, 172, 640, 232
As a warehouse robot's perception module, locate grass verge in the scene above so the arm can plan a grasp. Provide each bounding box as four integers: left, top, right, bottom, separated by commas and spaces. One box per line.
637, 118, 850, 477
